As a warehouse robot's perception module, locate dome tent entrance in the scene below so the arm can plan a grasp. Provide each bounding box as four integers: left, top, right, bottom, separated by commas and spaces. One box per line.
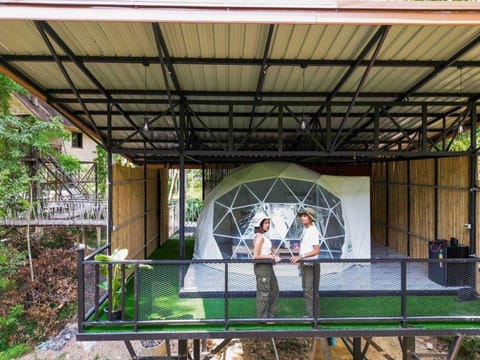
194, 162, 370, 272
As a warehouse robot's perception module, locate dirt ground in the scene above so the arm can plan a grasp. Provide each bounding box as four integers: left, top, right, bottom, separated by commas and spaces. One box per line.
16, 323, 449, 360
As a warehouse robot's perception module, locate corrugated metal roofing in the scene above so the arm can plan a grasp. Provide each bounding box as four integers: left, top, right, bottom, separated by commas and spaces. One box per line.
1, 3, 480, 164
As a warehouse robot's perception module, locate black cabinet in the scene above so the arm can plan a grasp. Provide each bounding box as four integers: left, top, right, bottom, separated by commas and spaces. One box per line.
428, 242, 472, 286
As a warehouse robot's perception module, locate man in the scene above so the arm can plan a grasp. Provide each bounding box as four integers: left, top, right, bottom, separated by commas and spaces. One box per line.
290, 207, 320, 318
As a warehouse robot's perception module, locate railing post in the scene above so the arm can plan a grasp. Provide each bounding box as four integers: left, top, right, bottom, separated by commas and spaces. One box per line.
134, 263, 139, 331
401, 259, 407, 327
224, 261, 229, 330
313, 260, 320, 328
77, 245, 85, 333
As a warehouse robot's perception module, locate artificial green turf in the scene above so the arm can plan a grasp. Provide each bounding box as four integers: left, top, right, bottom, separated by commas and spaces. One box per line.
85, 238, 480, 333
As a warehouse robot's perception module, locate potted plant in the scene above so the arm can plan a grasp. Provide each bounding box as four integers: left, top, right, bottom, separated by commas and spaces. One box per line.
94, 248, 151, 320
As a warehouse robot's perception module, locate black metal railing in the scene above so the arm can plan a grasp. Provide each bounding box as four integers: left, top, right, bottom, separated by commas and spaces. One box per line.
77, 246, 480, 336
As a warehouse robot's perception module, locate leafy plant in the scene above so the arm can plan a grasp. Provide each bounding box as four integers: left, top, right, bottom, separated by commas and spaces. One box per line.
0, 305, 25, 352
93, 145, 108, 199
186, 198, 202, 222
94, 249, 152, 313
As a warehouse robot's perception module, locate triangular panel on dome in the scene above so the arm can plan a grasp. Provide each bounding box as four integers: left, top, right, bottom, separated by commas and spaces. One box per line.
264, 178, 295, 203
232, 184, 260, 207
244, 179, 276, 203
216, 186, 240, 208
304, 185, 337, 209
282, 179, 313, 203
231, 206, 257, 237
213, 211, 241, 238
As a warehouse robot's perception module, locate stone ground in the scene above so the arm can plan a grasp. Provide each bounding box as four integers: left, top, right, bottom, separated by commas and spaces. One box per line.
16, 322, 450, 360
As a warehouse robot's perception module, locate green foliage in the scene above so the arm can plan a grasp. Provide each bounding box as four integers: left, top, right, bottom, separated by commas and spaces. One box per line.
93, 145, 108, 199
186, 198, 203, 222
95, 249, 152, 312
0, 343, 31, 360
0, 114, 71, 216
0, 242, 25, 292
0, 305, 25, 352
56, 153, 81, 174
0, 242, 25, 279
0, 74, 25, 115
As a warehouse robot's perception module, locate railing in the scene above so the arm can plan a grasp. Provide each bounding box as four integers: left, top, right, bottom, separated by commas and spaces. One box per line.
77, 246, 480, 339
0, 198, 107, 224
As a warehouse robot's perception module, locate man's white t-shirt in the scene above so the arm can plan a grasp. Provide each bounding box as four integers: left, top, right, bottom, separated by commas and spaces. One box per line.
299, 225, 320, 258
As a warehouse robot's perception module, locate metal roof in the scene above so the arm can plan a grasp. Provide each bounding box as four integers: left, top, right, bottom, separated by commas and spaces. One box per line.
1, 2, 480, 164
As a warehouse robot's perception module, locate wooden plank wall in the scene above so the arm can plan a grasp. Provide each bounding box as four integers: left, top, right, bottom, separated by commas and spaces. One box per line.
111, 164, 165, 260
371, 156, 476, 258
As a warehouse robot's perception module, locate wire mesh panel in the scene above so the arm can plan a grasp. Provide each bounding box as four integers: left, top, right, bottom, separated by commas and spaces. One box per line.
83, 262, 103, 317
320, 260, 402, 320
407, 259, 480, 319
226, 262, 257, 319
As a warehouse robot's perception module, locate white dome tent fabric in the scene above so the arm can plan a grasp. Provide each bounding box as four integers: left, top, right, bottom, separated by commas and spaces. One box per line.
194, 162, 370, 274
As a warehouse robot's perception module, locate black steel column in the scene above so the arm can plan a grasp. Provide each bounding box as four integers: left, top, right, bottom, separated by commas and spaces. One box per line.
278, 105, 283, 152
469, 102, 477, 254
143, 150, 148, 259
77, 247, 85, 333
374, 105, 379, 151
353, 338, 361, 360
179, 104, 186, 260
178, 339, 188, 360
386, 163, 390, 247
434, 158, 439, 242
407, 160, 411, 257
107, 101, 113, 251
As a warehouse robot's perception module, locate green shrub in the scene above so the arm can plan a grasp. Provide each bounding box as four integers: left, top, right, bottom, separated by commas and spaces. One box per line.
0, 343, 31, 360
0, 305, 25, 352
186, 198, 202, 222
0, 242, 25, 278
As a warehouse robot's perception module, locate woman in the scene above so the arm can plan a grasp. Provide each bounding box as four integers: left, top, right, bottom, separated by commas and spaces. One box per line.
290, 207, 320, 318
252, 212, 281, 320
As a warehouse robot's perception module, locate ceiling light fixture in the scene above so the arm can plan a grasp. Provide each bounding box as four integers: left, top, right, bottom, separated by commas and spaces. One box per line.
300, 64, 307, 131
142, 62, 151, 137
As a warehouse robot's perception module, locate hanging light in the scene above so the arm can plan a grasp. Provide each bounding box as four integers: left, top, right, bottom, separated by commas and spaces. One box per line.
142, 62, 151, 137
300, 119, 307, 130
300, 64, 307, 130
143, 117, 149, 132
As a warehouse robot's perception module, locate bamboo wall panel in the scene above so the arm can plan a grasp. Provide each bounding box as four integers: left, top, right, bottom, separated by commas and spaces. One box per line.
409, 186, 434, 258
371, 162, 386, 182
437, 156, 469, 245
146, 169, 159, 257
371, 163, 387, 246
438, 157, 468, 187
388, 161, 408, 254
410, 159, 435, 258
370, 156, 475, 259
410, 159, 434, 186
438, 188, 469, 245
112, 165, 161, 260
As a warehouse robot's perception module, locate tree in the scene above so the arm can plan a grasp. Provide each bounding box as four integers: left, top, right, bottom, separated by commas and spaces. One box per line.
0, 74, 80, 281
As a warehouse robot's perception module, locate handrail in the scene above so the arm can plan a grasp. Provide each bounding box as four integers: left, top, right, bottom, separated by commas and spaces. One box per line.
77, 250, 480, 335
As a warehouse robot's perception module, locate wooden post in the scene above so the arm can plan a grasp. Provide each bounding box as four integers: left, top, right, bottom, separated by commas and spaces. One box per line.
309, 338, 332, 360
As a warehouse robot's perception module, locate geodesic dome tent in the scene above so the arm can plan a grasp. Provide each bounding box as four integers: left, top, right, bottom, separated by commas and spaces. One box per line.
194, 162, 370, 265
